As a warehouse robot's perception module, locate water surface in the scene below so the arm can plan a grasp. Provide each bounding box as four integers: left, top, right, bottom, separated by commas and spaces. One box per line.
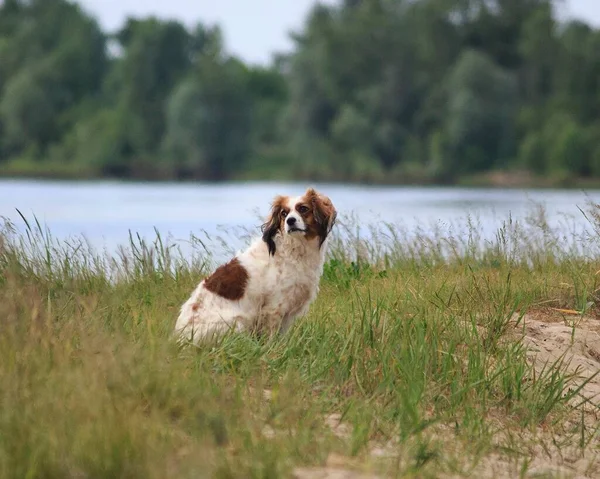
1, 179, 598, 258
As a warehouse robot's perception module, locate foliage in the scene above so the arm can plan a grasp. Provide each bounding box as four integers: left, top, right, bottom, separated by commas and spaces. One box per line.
444, 49, 517, 177
1, 0, 600, 183
162, 57, 253, 180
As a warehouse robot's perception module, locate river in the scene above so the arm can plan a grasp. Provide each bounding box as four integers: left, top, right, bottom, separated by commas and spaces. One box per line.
1, 179, 599, 260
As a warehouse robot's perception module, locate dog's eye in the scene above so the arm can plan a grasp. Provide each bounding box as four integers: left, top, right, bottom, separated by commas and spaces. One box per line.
281, 210, 288, 217
298, 205, 309, 214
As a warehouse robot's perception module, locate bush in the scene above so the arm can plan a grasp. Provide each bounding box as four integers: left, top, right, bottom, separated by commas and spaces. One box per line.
544, 113, 589, 176
518, 131, 546, 174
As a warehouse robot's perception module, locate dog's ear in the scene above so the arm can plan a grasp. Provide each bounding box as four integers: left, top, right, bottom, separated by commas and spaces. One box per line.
306, 188, 337, 247
261, 195, 286, 256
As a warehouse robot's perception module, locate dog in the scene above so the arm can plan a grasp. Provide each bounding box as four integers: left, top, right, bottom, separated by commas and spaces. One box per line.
174, 187, 337, 343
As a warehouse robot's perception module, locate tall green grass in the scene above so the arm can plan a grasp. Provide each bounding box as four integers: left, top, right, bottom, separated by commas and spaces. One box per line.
2, 202, 600, 478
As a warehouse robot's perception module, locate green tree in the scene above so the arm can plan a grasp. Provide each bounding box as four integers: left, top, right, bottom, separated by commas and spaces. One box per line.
0, 63, 58, 152
285, 1, 423, 172
0, 0, 107, 160
543, 113, 589, 177
518, 3, 557, 104
443, 49, 517, 177
112, 18, 192, 158
163, 58, 253, 180
553, 22, 600, 123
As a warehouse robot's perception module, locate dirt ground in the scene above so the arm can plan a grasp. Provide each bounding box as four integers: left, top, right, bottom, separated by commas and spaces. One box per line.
292, 309, 600, 479
520, 309, 600, 404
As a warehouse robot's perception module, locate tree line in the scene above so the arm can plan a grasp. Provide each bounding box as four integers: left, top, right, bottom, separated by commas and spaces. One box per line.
1, 0, 599, 185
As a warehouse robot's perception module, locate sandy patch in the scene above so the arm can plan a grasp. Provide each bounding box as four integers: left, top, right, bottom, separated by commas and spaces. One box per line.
464, 310, 600, 478
277, 310, 600, 477
293, 453, 381, 479
518, 310, 600, 404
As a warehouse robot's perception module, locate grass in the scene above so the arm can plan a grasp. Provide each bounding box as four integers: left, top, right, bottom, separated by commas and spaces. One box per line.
2, 203, 600, 478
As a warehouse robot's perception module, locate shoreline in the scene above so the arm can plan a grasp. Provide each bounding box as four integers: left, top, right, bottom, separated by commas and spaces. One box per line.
2, 169, 600, 191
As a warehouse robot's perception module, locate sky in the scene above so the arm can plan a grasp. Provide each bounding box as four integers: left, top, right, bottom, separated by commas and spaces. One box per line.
79, 0, 600, 65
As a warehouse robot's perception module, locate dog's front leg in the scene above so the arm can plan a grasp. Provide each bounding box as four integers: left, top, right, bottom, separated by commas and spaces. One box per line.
278, 314, 296, 335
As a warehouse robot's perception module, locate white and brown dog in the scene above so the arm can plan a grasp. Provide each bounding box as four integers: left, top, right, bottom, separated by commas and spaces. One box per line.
174, 187, 337, 343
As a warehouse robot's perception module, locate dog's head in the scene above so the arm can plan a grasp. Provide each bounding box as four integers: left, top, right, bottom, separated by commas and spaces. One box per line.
261, 188, 337, 256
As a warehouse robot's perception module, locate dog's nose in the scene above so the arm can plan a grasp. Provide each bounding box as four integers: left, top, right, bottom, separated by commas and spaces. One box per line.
286, 216, 296, 226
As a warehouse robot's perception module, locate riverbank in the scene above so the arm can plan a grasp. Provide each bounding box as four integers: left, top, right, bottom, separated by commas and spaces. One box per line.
3, 159, 600, 190
1, 213, 600, 477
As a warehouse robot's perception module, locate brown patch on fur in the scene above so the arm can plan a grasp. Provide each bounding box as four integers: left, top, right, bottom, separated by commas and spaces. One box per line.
303, 188, 337, 246
203, 258, 249, 300
191, 303, 199, 311
261, 195, 289, 256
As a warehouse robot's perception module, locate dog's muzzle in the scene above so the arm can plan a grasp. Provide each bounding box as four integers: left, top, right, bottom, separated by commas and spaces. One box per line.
286, 216, 305, 234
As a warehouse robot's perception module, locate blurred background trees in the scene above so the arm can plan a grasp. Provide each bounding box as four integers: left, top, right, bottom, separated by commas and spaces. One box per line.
0, 0, 598, 184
